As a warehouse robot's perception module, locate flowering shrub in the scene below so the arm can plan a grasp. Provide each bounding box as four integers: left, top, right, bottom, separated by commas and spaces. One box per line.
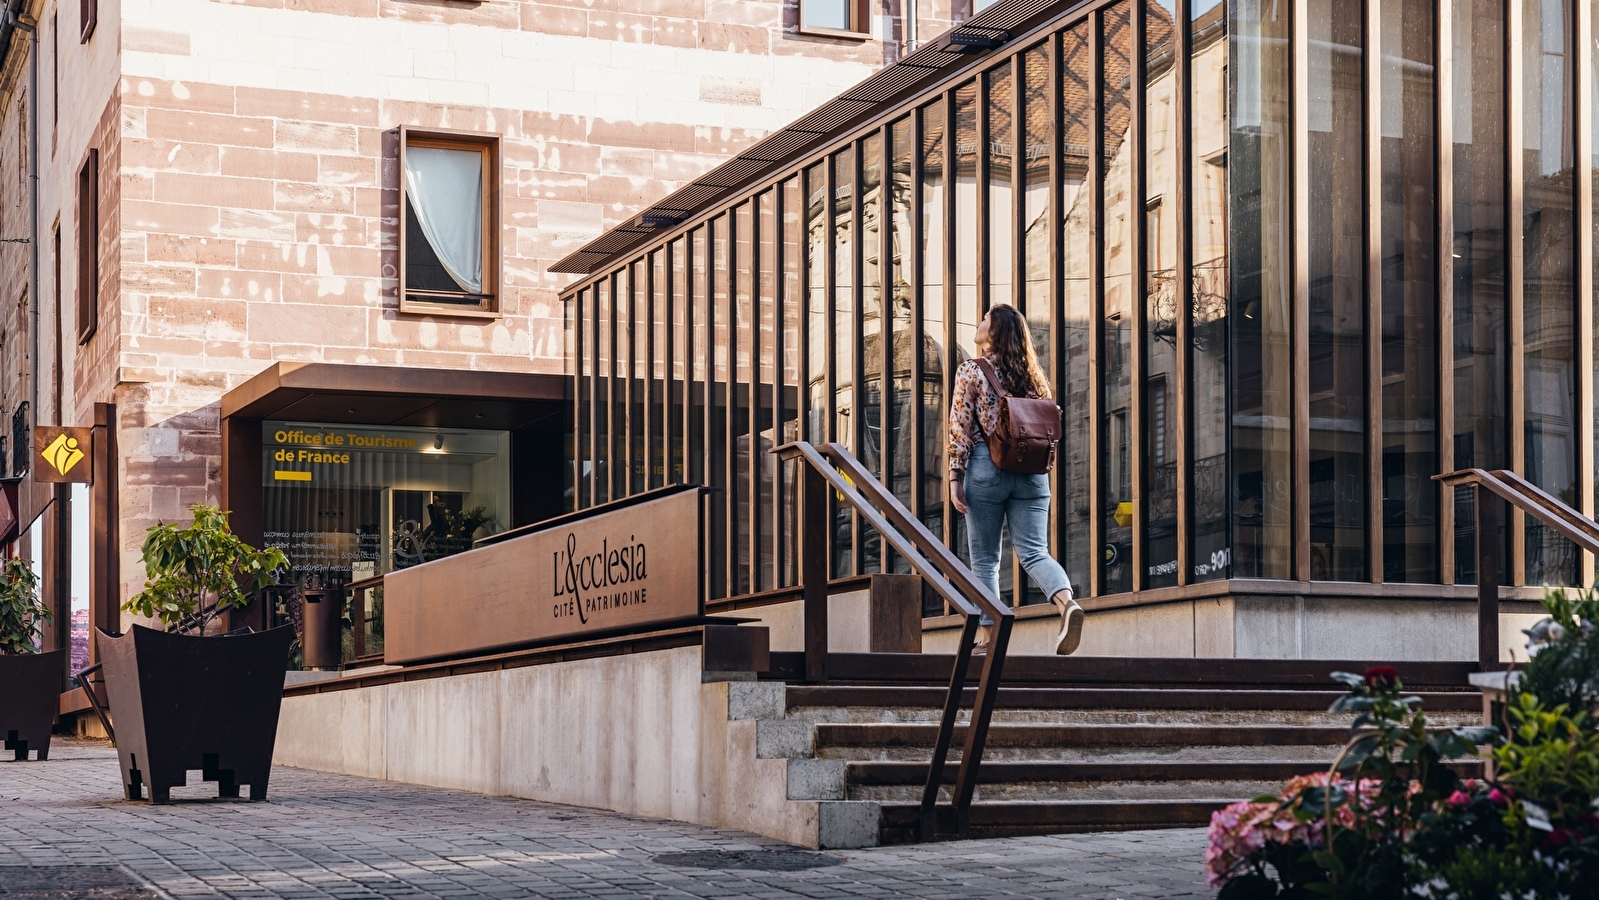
1207, 587, 1599, 899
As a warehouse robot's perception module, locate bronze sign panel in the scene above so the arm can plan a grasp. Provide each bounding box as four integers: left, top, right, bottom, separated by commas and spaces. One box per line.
384, 488, 703, 665
33, 426, 92, 483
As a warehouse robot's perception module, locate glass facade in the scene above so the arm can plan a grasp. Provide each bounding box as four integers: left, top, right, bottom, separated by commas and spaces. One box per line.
261, 421, 512, 587
566, 0, 1599, 603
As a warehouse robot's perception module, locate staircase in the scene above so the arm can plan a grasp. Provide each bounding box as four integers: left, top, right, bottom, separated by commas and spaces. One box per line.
750, 653, 1484, 845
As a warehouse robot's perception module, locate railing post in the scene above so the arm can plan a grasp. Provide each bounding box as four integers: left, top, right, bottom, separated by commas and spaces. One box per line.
1477, 483, 1500, 671
802, 462, 828, 682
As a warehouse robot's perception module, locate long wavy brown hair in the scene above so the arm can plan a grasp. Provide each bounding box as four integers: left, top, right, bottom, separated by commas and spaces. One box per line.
983, 305, 1052, 399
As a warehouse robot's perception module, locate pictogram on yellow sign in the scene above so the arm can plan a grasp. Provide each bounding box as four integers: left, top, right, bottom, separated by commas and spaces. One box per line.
33, 426, 93, 483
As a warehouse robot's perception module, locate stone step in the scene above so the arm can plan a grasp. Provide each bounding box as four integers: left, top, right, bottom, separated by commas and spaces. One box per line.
842, 759, 1488, 803
786, 684, 1481, 714
814, 722, 1354, 751
786, 704, 1480, 727
876, 799, 1233, 843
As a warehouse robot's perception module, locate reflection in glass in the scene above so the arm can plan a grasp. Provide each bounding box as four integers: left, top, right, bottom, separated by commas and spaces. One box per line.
1523, 0, 1577, 586
1380, 0, 1438, 583
1061, 24, 1093, 594
954, 82, 979, 567
733, 204, 753, 595
651, 250, 666, 491
1458, 0, 1503, 585
921, 102, 949, 571
1307, 0, 1366, 581
1102, 2, 1134, 594
710, 216, 729, 598
833, 149, 857, 577
781, 178, 803, 588
987, 65, 1015, 309
1019, 43, 1050, 605
1229, 0, 1292, 580
1190, 0, 1230, 581
631, 261, 647, 497
806, 164, 828, 447
595, 277, 611, 505
861, 134, 884, 574
689, 229, 706, 487
756, 191, 777, 592
670, 238, 687, 486
576, 288, 590, 509
1144, 0, 1180, 588
887, 119, 916, 576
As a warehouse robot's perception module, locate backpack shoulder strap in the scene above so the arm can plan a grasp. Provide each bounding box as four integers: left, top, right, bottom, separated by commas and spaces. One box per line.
974, 357, 1008, 398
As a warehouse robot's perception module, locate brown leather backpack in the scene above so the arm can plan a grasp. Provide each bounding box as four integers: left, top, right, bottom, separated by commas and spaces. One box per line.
974, 358, 1062, 475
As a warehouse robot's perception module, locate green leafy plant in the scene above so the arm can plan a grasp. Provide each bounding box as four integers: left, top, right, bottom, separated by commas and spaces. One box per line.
0, 556, 47, 655
124, 503, 289, 634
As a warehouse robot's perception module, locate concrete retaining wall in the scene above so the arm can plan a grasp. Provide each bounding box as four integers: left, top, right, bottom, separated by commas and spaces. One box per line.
275, 646, 863, 848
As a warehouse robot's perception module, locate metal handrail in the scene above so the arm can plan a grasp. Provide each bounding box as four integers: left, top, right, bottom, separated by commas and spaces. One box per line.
776, 440, 1013, 839
1434, 467, 1599, 669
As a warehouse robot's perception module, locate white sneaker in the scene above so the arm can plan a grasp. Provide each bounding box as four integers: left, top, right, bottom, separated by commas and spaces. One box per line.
1053, 590, 1084, 656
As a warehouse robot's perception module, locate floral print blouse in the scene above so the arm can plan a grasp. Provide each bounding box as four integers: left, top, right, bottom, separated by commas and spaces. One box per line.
948, 354, 1040, 474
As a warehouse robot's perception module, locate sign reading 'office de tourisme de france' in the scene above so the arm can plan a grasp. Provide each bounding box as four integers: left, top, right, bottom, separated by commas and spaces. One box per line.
383, 488, 703, 665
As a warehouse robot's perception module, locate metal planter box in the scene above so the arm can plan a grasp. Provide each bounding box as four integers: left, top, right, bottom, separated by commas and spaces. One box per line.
0, 649, 63, 760
96, 625, 293, 803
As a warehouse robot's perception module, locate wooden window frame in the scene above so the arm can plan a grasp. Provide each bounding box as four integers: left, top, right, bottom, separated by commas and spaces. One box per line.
76, 148, 96, 344
398, 127, 501, 318
797, 0, 871, 39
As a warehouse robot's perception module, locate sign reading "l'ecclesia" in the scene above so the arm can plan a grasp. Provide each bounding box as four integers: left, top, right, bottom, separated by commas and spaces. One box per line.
383, 487, 704, 665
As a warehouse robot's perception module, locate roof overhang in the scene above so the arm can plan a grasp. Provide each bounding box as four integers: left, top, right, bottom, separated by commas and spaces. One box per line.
222, 362, 568, 432
550, 0, 1069, 277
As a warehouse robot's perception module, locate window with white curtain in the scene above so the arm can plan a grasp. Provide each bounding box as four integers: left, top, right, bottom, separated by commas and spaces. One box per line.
400, 129, 499, 314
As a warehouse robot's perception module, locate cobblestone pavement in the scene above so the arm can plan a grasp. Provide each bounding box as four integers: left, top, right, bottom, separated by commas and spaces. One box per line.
0, 741, 1212, 899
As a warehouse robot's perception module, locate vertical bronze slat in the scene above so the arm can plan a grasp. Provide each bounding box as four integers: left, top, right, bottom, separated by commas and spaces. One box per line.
644, 257, 655, 492
803, 463, 829, 682
1507, 0, 1526, 586
1365, 0, 1385, 583
1013, 51, 1025, 311
1128, 0, 1146, 592
773, 187, 786, 585
1088, 10, 1105, 599
978, 72, 991, 316
749, 201, 762, 594
684, 233, 697, 490
1438, 0, 1458, 584
910, 106, 926, 531
797, 173, 812, 452
664, 244, 676, 486
590, 284, 601, 505
825, 157, 840, 578
624, 268, 635, 499
727, 212, 739, 596
1576, 0, 1596, 587
879, 126, 895, 573
1290, 0, 1310, 583
573, 291, 584, 507
706, 222, 718, 585
1048, 32, 1065, 562
608, 273, 620, 501
1011, 51, 1026, 598
1175, 0, 1194, 586
944, 90, 959, 568
1476, 482, 1501, 669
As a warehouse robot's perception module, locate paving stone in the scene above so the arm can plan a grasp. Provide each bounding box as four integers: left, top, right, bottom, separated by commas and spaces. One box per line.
0, 740, 1213, 898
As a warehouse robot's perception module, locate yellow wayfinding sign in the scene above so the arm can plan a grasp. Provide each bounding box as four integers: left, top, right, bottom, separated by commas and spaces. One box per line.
34, 426, 92, 483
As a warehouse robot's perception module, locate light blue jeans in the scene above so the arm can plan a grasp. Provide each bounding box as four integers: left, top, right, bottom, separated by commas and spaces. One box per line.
963, 444, 1073, 624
